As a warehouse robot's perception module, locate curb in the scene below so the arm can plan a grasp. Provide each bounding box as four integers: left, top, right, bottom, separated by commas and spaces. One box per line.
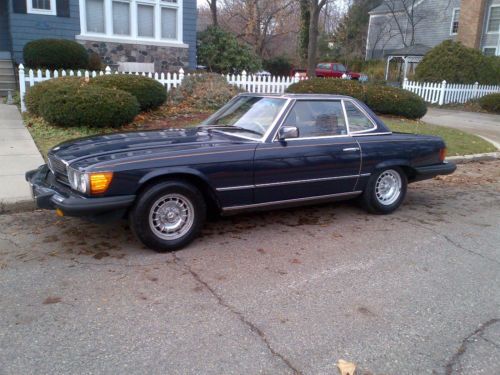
1, 152, 499, 215
447, 151, 500, 164
0, 199, 36, 215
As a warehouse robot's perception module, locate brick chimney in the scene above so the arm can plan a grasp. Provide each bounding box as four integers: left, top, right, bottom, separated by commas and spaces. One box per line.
457, 0, 488, 49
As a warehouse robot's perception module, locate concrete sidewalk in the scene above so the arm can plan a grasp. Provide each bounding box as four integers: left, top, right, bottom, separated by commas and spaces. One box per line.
423, 107, 500, 149
0, 103, 44, 209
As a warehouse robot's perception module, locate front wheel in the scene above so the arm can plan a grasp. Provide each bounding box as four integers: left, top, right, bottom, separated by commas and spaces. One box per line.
361, 167, 407, 214
129, 181, 206, 252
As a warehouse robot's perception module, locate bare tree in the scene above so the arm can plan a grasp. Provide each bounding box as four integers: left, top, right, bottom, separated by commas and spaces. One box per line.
206, 0, 218, 26
221, 0, 296, 58
367, 15, 398, 59
306, 0, 329, 77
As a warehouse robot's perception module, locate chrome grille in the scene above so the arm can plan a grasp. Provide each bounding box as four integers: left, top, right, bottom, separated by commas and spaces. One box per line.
48, 154, 69, 185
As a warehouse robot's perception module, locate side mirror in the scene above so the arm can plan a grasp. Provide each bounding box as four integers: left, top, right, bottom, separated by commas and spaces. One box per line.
278, 126, 299, 140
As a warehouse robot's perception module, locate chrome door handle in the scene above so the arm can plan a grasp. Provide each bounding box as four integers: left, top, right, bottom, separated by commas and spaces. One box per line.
342, 147, 360, 152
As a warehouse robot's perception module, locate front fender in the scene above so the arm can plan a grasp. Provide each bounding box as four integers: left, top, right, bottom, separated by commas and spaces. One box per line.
138, 167, 212, 187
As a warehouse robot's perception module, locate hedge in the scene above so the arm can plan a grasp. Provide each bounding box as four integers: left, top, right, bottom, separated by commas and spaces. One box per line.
169, 73, 240, 110
365, 85, 427, 119
37, 80, 140, 128
478, 93, 500, 114
286, 78, 427, 119
23, 39, 89, 70
25, 77, 86, 116
415, 40, 500, 85
90, 74, 166, 111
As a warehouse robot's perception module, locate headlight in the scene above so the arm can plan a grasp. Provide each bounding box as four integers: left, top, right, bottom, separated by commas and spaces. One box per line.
67, 167, 112, 195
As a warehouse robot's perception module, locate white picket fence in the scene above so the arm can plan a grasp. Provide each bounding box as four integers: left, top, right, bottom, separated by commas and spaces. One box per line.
403, 78, 500, 105
18, 64, 302, 112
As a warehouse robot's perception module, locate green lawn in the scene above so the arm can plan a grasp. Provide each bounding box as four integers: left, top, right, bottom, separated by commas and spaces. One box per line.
382, 117, 497, 156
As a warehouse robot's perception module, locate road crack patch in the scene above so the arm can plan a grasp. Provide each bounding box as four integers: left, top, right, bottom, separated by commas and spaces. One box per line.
172, 252, 302, 375
400, 218, 500, 266
444, 318, 500, 375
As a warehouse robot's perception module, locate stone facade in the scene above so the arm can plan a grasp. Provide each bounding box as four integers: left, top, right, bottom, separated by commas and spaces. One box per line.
79, 39, 189, 72
457, 0, 488, 49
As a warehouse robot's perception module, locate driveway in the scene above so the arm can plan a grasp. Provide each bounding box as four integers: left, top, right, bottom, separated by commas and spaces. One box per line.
423, 108, 500, 149
1, 161, 499, 375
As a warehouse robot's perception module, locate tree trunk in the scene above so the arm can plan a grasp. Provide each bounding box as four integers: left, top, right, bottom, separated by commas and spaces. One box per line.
209, 0, 218, 26
299, 0, 310, 66
307, 5, 320, 78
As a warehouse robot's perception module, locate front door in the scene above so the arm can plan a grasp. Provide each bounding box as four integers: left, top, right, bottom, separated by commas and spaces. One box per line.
253, 99, 361, 204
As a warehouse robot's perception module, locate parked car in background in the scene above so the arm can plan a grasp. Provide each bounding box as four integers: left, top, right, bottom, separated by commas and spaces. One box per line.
26, 93, 455, 252
316, 63, 368, 81
254, 70, 272, 77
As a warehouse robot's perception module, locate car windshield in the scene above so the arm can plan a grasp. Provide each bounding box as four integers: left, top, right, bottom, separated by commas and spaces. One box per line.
201, 96, 287, 139
337, 64, 347, 72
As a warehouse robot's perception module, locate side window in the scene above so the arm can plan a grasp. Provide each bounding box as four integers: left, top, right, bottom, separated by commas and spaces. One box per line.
344, 101, 376, 132
283, 100, 347, 137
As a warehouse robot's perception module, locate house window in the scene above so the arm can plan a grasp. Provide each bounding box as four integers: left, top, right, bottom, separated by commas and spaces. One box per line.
483, 47, 497, 56
80, 0, 183, 44
86, 0, 105, 33
27, 0, 56, 15
450, 8, 460, 35
137, 4, 155, 37
112, 1, 131, 35
487, 6, 500, 33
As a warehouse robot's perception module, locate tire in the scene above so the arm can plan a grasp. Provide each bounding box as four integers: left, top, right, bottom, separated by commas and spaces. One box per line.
360, 167, 407, 214
129, 180, 206, 252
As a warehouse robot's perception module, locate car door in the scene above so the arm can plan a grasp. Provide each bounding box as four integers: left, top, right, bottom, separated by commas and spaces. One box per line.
253, 99, 361, 204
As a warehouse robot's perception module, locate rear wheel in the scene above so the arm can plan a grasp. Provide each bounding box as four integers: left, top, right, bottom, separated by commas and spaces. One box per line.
361, 167, 407, 214
130, 181, 206, 252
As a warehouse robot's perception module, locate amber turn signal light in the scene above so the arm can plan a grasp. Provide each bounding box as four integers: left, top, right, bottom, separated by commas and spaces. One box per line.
439, 148, 447, 162
89, 172, 113, 194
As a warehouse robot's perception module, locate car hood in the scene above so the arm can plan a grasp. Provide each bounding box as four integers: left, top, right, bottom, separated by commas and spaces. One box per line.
48, 128, 256, 169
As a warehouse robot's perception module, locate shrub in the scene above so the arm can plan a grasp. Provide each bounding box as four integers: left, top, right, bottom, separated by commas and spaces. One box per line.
365, 85, 427, 119
478, 93, 500, 114
90, 74, 166, 111
38, 81, 139, 128
25, 77, 86, 116
87, 52, 103, 71
286, 78, 366, 101
23, 39, 89, 70
169, 73, 240, 110
197, 26, 261, 74
415, 40, 500, 85
263, 56, 292, 76
286, 78, 427, 119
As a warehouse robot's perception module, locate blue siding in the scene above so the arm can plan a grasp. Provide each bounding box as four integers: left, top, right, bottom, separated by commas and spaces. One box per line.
0, 0, 10, 52
8, 0, 80, 63
183, 0, 197, 68
8, 0, 196, 68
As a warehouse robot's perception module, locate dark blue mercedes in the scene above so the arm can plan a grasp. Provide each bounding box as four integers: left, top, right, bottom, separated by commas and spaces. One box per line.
26, 93, 456, 251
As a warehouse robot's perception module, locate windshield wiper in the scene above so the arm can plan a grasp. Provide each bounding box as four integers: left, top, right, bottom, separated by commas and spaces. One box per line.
199, 124, 263, 136
225, 125, 263, 136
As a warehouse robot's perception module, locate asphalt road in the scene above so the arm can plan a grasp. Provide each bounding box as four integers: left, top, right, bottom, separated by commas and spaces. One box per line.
423, 108, 500, 149
1, 161, 499, 375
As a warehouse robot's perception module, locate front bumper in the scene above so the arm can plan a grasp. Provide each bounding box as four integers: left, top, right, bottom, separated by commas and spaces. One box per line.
413, 162, 457, 182
25, 165, 136, 217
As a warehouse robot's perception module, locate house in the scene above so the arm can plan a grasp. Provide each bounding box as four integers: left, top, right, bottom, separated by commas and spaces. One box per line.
0, 0, 197, 74
365, 0, 500, 60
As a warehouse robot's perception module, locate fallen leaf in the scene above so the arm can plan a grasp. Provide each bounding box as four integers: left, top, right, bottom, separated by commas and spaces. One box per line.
43, 296, 62, 305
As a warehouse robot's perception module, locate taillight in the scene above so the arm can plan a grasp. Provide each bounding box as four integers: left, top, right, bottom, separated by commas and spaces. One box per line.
439, 148, 447, 162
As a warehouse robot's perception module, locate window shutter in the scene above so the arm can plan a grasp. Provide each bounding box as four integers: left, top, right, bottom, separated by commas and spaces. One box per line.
13, 0, 27, 14
56, 0, 70, 17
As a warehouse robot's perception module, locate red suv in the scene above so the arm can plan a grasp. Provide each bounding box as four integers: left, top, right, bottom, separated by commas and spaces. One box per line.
315, 62, 366, 81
